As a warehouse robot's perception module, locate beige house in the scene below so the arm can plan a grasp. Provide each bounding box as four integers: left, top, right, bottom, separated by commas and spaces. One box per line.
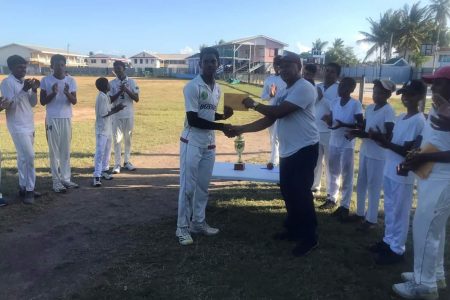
0, 43, 87, 72
87, 53, 130, 68
130, 51, 160, 71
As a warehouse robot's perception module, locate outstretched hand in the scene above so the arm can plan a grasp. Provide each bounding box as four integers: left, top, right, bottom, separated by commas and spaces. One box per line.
368, 126, 388, 147
103, 103, 126, 118
329, 119, 344, 130
242, 97, 256, 109
345, 128, 365, 141
223, 125, 243, 138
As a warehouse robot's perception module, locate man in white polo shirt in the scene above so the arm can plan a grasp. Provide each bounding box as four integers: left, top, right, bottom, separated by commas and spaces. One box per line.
0, 55, 41, 204
109, 61, 139, 174
40, 54, 78, 193
230, 53, 320, 257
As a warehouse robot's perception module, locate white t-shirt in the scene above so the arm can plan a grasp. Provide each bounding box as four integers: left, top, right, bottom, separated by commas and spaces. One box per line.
95, 92, 112, 137
41, 75, 77, 119
109, 77, 139, 119
329, 98, 363, 149
261, 75, 286, 105
360, 103, 396, 160
384, 112, 426, 184
0, 74, 37, 134
276, 78, 319, 158
315, 82, 339, 133
180, 75, 220, 148
420, 109, 450, 180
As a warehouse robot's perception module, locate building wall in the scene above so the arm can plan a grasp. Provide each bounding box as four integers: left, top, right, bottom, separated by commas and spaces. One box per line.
0, 45, 33, 66
87, 58, 116, 68
131, 57, 160, 69
422, 50, 450, 68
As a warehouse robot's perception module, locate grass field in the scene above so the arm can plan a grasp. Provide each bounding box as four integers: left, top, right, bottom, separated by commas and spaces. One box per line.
0, 75, 448, 299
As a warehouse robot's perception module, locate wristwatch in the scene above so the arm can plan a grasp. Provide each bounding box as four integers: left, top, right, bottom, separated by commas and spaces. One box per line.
252, 101, 259, 109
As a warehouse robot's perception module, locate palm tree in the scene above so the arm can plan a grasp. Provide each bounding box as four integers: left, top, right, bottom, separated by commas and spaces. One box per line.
311, 39, 328, 54
428, 0, 450, 47
358, 9, 400, 62
396, 2, 434, 59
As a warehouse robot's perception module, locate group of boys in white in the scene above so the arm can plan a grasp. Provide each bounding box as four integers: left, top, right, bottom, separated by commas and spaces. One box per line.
0, 55, 139, 205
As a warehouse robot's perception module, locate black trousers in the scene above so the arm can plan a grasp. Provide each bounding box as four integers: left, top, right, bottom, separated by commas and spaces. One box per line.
279, 143, 319, 243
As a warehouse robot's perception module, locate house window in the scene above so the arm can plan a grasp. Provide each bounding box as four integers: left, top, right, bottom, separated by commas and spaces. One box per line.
145, 59, 148, 64
134, 59, 138, 64
439, 55, 450, 62
150, 59, 153, 64
140, 59, 143, 64
101, 59, 107, 64
91, 59, 96, 63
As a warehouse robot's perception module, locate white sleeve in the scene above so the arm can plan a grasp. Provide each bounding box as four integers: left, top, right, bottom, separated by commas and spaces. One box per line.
130, 79, 139, 94
69, 77, 77, 93
285, 82, 315, 109
385, 105, 396, 123
97, 94, 109, 117
0, 79, 14, 100
183, 83, 198, 112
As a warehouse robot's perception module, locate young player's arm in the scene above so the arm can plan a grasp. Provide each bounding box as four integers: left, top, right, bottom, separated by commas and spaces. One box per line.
186, 111, 230, 131
40, 81, 58, 106
124, 81, 139, 102
403, 151, 450, 171
331, 113, 363, 130
64, 82, 77, 105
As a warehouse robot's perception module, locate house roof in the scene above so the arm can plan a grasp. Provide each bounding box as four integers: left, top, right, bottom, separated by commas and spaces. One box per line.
154, 54, 189, 61
217, 35, 288, 47
129, 51, 159, 59
186, 53, 200, 60
0, 43, 88, 57
383, 57, 409, 66
89, 53, 125, 59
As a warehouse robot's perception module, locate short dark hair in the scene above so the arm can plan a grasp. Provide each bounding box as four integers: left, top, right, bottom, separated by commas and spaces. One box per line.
200, 47, 220, 62
50, 54, 66, 67
327, 62, 341, 76
340, 77, 357, 91
113, 60, 126, 68
304, 64, 317, 74
7, 55, 27, 69
273, 55, 282, 66
95, 77, 109, 92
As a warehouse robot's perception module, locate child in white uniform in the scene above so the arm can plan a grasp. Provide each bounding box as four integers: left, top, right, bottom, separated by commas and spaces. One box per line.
319, 77, 363, 221
40, 54, 78, 193
369, 80, 427, 265
0, 55, 41, 204
393, 67, 450, 300
349, 80, 396, 230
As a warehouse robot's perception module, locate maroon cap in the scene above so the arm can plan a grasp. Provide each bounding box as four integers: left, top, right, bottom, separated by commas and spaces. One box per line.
422, 66, 450, 83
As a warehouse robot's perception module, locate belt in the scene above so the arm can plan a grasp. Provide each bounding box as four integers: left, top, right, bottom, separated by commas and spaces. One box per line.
180, 137, 216, 149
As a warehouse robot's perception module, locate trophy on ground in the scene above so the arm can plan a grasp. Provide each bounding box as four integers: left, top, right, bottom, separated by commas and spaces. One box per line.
234, 134, 245, 170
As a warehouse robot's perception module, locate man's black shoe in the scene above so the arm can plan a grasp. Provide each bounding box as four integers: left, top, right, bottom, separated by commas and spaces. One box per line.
331, 206, 349, 220
318, 199, 336, 210
375, 248, 404, 265
292, 240, 318, 257
368, 241, 390, 253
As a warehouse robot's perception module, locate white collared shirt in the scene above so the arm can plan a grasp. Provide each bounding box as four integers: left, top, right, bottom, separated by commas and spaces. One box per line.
109, 76, 139, 119
41, 74, 77, 119
95, 92, 112, 137
180, 75, 220, 148
0, 74, 37, 134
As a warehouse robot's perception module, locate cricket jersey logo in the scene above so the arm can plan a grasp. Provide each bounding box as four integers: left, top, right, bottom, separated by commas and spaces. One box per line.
200, 90, 208, 101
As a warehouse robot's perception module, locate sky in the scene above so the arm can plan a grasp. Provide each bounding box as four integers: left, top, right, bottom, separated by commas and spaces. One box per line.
1, 0, 435, 60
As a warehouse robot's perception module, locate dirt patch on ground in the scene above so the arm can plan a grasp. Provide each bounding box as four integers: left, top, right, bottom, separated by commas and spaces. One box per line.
0, 130, 270, 300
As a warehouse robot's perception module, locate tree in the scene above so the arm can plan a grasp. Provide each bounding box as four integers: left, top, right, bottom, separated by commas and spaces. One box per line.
358, 9, 400, 62
325, 38, 359, 66
89, 51, 94, 56
199, 44, 208, 51
396, 2, 434, 59
311, 39, 328, 54
409, 50, 429, 68
216, 39, 226, 45
428, 0, 450, 47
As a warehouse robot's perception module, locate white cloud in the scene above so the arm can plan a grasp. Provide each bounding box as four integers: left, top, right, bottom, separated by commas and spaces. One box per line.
180, 46, 194, 54
296, 42, 310, 53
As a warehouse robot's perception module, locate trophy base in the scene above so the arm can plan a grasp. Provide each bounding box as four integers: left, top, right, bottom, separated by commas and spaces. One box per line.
234, 163, 245, 171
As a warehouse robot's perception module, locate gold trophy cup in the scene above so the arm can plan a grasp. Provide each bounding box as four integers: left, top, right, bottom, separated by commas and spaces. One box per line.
234, 134, 245, 170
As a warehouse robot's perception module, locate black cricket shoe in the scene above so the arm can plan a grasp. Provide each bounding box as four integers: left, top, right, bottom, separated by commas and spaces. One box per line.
368, 241, 390, 253
318, 199, 336, 210
375, 248, 404, 265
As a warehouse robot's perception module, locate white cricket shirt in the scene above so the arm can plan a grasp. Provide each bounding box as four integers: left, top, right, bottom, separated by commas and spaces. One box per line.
329, 98, 363, 149
109, 77, 139, 119
41, 75, 77, 119
95, 92, 113, 137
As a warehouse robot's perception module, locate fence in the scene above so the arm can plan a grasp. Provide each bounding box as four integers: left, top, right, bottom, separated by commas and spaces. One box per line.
341, 65, 412, 84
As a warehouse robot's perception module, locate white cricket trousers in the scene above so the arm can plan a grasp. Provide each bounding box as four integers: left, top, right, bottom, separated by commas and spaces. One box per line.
382, 177, 414, 255
177, 142, 215, 228
328, 146, 354, 208
413, 180, 450, 289
268, 121, 279, 165
312, 132, 330, 191
93, 134, 112, 178
113, 117, 133, 166
46, 118, 72, 184
10, 131, 35, 191
356, 154, 385, 223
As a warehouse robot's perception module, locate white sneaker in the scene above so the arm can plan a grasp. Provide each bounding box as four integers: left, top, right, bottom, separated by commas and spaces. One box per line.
101, 171, 113, 180
393, 281, 439, 300
190, 222, 219, 236
176, 227, 193, 246
93, 177, 102, 187
62, 181, 79, 189
53, 182, 67, 193
124, 161, 136, 171
112, 165, 121, 174
401, 272, 447, 290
